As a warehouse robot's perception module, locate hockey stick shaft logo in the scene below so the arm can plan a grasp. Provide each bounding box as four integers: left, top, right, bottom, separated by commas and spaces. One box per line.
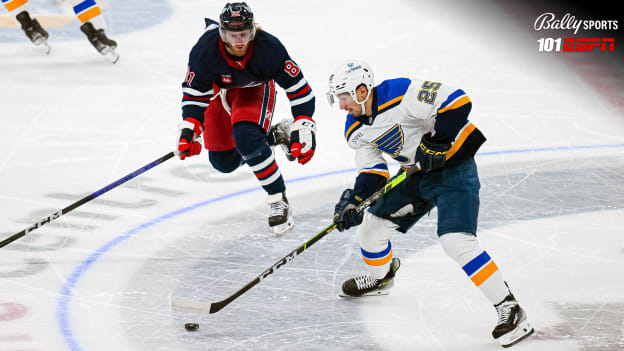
24, 210, 63, 234
258, 250, 299, 281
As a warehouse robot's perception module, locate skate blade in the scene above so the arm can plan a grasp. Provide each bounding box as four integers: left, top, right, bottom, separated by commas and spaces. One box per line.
104, 49, 120, 64
338, 290, 391, 298
272, 216, 294, 237
33, 38, 51, 55
499, 320, 534, 348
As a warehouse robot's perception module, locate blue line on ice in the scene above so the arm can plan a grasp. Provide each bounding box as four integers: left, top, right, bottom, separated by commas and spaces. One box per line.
57, 143, 624, 351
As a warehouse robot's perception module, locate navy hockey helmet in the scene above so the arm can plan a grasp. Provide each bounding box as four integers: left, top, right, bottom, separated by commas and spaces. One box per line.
220, 2, 254, 31
219, 2, 256, 44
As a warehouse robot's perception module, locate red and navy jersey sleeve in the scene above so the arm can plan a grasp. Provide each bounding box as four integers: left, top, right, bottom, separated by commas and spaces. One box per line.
181, 65, 214, 125
262, 34, 315, 119
180, 22, 219, 125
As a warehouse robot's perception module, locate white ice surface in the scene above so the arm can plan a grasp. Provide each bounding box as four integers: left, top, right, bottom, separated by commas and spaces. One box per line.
1, 0, 623, 350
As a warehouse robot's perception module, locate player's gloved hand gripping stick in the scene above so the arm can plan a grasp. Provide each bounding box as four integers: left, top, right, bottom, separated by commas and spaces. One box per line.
170, 162, 422, 314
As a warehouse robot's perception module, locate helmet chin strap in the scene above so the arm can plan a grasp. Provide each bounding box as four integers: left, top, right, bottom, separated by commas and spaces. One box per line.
359, 99, 367, 116
353, 88, 372, 116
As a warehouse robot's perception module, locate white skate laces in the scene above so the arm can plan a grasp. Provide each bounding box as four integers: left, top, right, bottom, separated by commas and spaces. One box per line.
495, 299, 517, 326
269, 199, 288, 217
353, 275, 378, 290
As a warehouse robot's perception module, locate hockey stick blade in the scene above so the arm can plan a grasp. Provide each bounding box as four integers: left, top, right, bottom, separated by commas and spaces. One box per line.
170, 295, 214, 314
171, 163, 421, 314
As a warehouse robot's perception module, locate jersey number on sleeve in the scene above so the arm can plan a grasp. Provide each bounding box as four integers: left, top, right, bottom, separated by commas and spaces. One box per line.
417, 81, 441, 104
184, 66, 196, 86
284, 60, 300, 77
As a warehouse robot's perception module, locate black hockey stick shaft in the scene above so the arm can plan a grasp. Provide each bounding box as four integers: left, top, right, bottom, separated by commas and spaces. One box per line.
0, 151, 175, 249
205, 164, 421, 314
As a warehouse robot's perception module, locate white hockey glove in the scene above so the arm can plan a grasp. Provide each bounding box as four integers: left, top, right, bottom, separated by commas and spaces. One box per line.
290, 116, 317, 165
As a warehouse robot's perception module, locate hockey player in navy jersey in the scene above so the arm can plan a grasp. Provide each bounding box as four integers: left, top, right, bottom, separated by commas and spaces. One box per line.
175, 2, 317, 236
327, 60, 533, 347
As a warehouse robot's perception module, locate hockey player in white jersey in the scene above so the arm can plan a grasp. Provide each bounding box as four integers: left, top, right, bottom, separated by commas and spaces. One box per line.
327, 60, 533, 348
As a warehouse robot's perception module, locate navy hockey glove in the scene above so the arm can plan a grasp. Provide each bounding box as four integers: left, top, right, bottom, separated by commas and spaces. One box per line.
290, 116, 317, 165
333, 189, 364, 232
415, 133, 451, 173
176, 118, 203, 160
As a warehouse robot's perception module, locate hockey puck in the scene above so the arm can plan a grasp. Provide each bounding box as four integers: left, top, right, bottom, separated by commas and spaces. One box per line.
184, 323, 199, 331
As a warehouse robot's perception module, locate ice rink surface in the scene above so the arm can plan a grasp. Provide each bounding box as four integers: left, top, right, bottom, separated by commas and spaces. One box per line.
1, 0, 623, 350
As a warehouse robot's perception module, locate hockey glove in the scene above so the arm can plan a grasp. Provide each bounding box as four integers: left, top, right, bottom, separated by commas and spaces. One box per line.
176, 118, 203, 160
290, 116, 317, 165
333, 189, 364, 232
415, 132, 452, 173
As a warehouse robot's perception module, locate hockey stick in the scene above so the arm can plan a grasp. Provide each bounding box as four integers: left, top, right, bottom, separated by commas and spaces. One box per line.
0, 151, 175, 249
170, 162, 421, 314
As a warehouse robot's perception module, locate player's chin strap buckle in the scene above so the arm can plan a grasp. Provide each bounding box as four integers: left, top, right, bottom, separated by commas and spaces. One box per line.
326, 91, 335, 107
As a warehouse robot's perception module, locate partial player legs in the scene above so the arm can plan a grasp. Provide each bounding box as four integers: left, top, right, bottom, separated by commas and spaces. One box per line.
357, 212, 396, 278
440, 233, 534, 347
341, 212, 400, 297
233, 122, 285, 196
208, 149, 243, 173
202, 84, 291, 235
68, 0, 118, 62
3, 0, 51, 53
232, 122, 292, 235
440, 233, 508, 303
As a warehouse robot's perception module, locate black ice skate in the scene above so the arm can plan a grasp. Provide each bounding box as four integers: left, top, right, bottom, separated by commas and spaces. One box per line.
15, 11, 50, 54
266, 192, 294, 236
492, 293, 534, 348
341, 258, 401, 297
268, 119, 295, 161
79, 22, 119, 63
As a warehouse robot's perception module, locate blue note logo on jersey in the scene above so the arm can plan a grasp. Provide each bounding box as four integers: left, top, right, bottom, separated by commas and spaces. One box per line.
371, 124, 409, 162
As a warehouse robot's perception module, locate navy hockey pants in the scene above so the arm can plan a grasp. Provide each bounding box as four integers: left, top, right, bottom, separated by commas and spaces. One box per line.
368, 157, 480, 236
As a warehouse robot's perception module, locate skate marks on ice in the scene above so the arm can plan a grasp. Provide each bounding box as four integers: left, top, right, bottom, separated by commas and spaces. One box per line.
530, 303, 624, 351
125, 189, 396, 351
0, 165, 211, 284
107, 156, 624, 350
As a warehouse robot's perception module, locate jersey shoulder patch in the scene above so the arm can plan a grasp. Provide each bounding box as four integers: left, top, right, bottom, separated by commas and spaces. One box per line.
376, 78, 411, 114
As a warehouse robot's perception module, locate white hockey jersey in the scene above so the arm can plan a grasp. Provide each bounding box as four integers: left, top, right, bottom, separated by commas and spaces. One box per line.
344, 77, 484, 181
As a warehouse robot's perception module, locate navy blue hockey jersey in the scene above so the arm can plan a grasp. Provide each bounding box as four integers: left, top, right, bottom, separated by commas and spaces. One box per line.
181, 19, 315, 124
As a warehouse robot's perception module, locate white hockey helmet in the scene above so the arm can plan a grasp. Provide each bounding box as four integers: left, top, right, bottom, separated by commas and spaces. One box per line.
326, 60, 374, 114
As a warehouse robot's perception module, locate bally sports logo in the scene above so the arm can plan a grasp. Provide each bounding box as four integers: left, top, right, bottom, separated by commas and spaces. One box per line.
534, 12, 618, 53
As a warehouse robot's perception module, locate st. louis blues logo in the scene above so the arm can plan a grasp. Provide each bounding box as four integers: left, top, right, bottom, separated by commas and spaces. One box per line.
371, 124, 409, 162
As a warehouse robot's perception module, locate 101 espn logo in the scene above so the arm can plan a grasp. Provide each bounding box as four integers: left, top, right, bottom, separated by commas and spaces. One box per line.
534, 13, 618, 53
537, 37, 614, 52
